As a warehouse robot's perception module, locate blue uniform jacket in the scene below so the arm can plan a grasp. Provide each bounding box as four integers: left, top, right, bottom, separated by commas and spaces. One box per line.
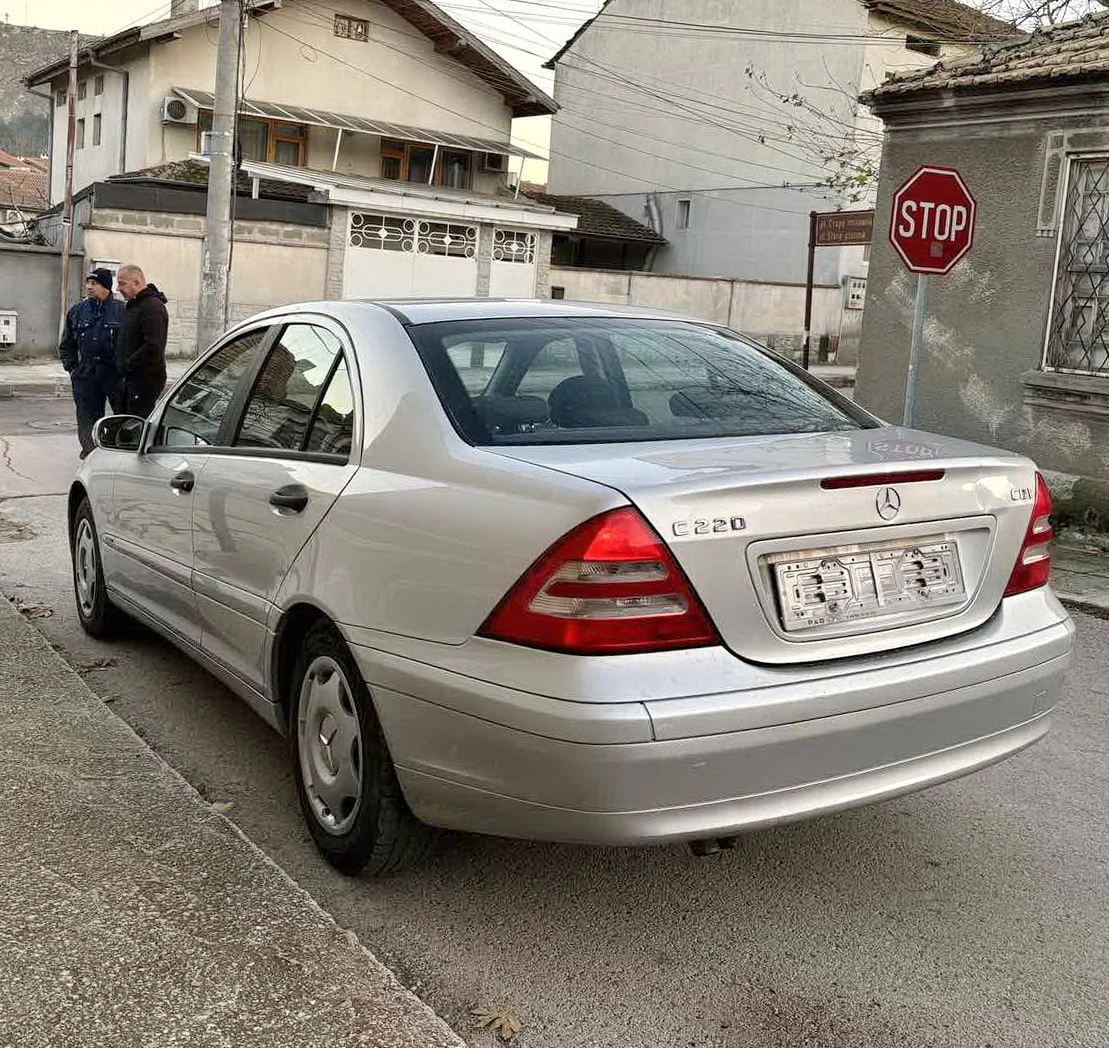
60, 296, 127, 375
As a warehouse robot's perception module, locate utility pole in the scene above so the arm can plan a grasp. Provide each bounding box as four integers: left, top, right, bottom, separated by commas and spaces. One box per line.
57, 30, 79, 341
197, 0, 241, 353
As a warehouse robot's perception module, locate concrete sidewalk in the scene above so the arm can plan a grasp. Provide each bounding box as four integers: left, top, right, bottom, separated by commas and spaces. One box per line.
1051, 541, 1109, 617
0, 594, 463, 1048
0, 359, 193, 398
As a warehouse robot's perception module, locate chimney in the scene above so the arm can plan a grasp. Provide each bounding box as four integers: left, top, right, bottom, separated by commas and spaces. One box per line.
169, 0, 200, 17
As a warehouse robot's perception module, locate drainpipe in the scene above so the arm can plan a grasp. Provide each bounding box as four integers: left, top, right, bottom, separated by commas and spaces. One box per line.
89, 54, 129, 177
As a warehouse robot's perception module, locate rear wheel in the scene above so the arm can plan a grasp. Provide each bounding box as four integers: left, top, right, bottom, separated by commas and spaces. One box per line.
289, 621, 437, 876
72, 498, 121, 639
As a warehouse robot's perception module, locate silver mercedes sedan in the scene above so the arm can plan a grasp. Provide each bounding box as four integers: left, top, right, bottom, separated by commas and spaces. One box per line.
70, 300, 1074, 876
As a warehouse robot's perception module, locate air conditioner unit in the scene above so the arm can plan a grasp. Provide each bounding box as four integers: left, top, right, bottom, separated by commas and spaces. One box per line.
481, 152, 508, 173
162, 95, 198, 125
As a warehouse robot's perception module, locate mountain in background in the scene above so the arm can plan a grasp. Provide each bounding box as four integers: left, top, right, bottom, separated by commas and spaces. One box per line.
0, 23, 98, 156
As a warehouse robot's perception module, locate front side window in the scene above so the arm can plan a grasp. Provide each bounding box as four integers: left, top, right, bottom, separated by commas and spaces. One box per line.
409, 318, 876, 446
1047, 157, 1109, 374
158, 329, 268, 447
235, 324, 346, 453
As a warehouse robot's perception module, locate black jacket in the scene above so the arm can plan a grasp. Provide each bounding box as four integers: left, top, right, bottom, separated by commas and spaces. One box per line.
116, 284, 169, 382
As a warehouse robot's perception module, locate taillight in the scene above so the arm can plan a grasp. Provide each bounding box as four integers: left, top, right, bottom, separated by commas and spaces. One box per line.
1004, 472, 1053, 597
479, 507, 719, 655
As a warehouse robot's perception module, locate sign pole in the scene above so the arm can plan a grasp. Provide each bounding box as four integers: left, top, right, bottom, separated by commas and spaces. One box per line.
903, 273, 929, 427
802, 210, 816, 370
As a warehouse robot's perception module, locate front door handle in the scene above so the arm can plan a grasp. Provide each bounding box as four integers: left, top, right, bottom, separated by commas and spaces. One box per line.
170, 470, 195, 493
270, 484, 309, 513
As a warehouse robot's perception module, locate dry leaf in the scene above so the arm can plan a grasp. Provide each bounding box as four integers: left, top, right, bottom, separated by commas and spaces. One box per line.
471, 1006, 522, 1042
17, 602, 53, 619
79, 657, 118, 673
210, 801, 235, 814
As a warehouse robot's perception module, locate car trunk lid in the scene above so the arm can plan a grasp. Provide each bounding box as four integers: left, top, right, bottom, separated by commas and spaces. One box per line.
487, 427, 1039, 664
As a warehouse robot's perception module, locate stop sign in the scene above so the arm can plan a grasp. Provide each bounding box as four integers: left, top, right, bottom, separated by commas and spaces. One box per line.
889, 165, 976, 275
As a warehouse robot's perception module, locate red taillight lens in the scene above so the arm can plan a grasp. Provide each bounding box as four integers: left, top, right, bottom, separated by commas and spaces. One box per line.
1004, 472, 1053, 597
479, 507, 720, 655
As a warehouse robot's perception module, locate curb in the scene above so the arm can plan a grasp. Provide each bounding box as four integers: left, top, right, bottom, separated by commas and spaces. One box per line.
0, 382, 71, 398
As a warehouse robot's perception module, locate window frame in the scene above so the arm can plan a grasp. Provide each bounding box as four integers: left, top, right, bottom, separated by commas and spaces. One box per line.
676, 197, 692, 231
92, 113, 102, 148
334, 13, 370, 40
146, 314, 363, 464
76, 118, 85, 150
94, 74, 104, 97
77, 80, 87, 102
1042, 152, 1109, 375
380, 138, 473, 189
196, 110, 308, 166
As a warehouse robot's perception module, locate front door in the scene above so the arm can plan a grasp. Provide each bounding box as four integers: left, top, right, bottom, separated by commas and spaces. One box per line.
190, 320, 360, 692
105, 326, 272, 645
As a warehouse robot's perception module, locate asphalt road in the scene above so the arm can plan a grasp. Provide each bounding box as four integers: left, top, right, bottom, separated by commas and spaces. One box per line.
1, 396, 1106, 1048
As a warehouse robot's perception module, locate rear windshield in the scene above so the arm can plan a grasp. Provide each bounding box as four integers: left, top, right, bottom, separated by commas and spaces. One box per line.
407, 317, 876, 446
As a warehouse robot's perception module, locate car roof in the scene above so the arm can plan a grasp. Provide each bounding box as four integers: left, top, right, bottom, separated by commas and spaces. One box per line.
243, 298, 704, 328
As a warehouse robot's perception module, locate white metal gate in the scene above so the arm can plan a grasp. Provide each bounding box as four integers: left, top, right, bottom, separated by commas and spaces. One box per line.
344, 213, 479, 299
489, 228, 538, 298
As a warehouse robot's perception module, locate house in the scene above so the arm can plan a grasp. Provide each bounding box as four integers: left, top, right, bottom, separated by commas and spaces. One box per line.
856, 11, 1109, 526
520, 187, 667, 273
545, 0, 1016, 288
0, 153, 47, 226
22, 0, 576, 355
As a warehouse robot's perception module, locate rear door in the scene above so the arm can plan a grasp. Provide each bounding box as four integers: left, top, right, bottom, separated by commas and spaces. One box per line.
104, 326, 272, 645
190, 318, 361, 692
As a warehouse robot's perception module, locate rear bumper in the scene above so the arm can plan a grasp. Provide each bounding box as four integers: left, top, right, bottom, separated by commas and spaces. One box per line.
349, 592, 1074, 845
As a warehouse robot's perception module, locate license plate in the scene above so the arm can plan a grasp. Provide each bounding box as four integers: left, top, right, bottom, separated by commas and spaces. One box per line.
771, 537, 966, 633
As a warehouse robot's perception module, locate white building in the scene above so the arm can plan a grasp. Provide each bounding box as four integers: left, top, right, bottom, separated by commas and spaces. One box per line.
25, 0, 576, 352
546, 0, 1016, 287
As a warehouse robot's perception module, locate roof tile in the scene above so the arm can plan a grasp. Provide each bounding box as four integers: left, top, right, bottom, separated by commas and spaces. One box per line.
522, 189, 666, 244
867, 10, 1109, 100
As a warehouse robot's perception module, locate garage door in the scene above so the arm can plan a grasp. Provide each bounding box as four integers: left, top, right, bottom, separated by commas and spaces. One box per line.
344, 213, 479, 299
489, 229, 538, 298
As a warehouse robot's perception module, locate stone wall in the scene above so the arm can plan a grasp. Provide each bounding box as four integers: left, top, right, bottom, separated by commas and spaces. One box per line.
83, 206, 329, 356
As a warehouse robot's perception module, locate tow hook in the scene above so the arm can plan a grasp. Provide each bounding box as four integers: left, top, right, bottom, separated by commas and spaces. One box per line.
689, 836, 738, 856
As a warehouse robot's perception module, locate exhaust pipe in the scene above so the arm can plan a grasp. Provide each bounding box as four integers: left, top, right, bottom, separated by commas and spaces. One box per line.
689, 836, 738, 857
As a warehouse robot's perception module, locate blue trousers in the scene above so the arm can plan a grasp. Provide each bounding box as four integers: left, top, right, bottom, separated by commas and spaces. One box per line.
72, 365, 121, 456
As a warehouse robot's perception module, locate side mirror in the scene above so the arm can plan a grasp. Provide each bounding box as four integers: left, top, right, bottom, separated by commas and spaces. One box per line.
92, 415, 147, 452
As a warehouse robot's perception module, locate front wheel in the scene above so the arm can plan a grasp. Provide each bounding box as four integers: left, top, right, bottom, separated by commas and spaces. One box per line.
289, 621, 437, 876
72, 498, 121, 638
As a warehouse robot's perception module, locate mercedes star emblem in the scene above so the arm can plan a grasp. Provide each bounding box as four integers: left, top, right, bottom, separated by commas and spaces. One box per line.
876, 487, 902, 521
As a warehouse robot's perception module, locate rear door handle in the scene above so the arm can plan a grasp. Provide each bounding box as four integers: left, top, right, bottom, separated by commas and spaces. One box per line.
170, 470, 195, 493
270, 484, 309, 513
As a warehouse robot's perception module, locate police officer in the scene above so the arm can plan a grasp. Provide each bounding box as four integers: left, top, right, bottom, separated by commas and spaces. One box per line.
60, 268, 126, 459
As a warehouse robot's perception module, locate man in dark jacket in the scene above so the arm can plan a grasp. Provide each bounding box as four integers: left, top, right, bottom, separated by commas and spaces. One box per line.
115, 264, 169, 417
60, 267, 126, 458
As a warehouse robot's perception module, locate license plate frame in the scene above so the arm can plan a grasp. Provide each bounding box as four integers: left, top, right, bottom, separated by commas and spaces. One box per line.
769, 535, 967, 634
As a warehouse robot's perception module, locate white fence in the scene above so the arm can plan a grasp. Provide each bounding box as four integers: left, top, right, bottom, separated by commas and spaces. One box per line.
549, 267, 862, 364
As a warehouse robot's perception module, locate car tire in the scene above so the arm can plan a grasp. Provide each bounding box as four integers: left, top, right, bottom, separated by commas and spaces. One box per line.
72, 497, 121, 639
290, 620, 437, 877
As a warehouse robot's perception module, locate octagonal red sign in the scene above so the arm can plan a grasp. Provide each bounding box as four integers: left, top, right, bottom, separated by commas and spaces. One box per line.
889, 165, 976, 275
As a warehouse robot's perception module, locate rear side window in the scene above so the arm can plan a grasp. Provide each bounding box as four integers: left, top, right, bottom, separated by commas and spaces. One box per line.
408, 317, 875, 446
235, 324, 345, 452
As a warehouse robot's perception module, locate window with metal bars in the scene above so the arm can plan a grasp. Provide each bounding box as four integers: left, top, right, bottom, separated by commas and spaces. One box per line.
1046, 157, 1109, 374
